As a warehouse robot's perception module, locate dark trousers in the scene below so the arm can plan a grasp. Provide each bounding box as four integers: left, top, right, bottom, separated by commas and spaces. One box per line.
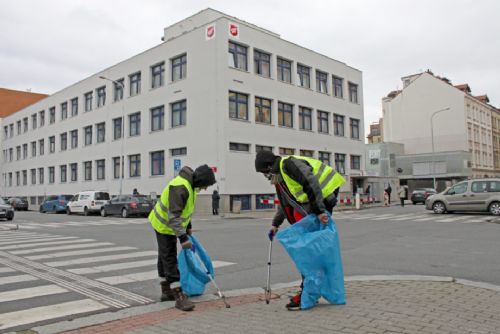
155, 231, 179, 284
212, 208, 218, 215
400, 198, 405, 207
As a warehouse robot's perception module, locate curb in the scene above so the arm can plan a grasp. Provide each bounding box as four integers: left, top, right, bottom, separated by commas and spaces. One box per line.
25, 275, 500, 334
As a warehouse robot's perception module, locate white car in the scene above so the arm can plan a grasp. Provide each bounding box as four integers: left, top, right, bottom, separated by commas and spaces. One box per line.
66, 191, 111, 216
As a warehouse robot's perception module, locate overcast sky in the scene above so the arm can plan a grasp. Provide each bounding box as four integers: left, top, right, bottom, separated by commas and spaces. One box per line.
1, 0, 499, 138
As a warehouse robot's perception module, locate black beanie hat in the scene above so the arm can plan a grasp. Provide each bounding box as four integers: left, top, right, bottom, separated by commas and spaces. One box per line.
193, 164, 216, 188
255, 150, 277, 173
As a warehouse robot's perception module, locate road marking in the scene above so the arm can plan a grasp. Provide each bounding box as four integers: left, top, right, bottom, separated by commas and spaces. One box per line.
0, 236, 78, 246
26, 246, 136, 260
0, 238, 96, 251
10, 242, 114, 255
0, 232, 46, 240
391, 214, 423, 221
0, 267, 16, 274
0, 234, 55, 243
436, 216, 470, 223
0, 299, 108, 331
44, 251, 158, 267
0, 274, 38, 286
68, 259, 156, 274
0, 284, 67, 303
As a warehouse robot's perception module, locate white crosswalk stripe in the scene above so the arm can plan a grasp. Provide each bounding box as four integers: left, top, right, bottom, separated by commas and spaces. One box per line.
0, 284, 68, 303
16, 218, 149, 230
26, 246, 137, 260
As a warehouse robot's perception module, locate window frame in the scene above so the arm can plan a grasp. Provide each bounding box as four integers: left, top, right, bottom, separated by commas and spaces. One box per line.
171, 54, 187, 81
254, 50, 270, 77
128, 154, 141, 177
96, 122, 106, 143
350, 155, 361, 170
84, 125, 93, 146
150, 150, 165, 176
348, 82, 359, 103
255, 96, 272, 124
129, 71, 141, 97
229, 91, 248, 121
297, 64, 311, 88
228, 41, 248, 71
298, 106, 312, 131
151, 61, 165, 89
96, 86, 106, 107
171, 100, 186, 127
317, 110, 329, 134
334, 114, 345, 137
278, 102, 293, 128
277, 57, 292, 83
333, 76, 344, 98
316, 70, 328, 94
151, 105, 165, 132
335, 153, 346, 174
350, 118, 360, 140
129, 112, 141, 137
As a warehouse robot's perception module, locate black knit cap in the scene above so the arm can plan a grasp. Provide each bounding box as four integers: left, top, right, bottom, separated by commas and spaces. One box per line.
255, 150, 278, 173
193, 164, 216, 188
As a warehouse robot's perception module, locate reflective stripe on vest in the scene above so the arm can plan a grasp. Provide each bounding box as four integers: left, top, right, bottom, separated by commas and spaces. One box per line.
280, 155, 345, 203
149, 175, 195, 235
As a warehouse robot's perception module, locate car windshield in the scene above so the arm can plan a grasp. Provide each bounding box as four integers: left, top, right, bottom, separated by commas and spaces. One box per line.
133, 195, 150, 203
62, 195, 74, 201
0, 198, 6, 205
95, 192, 110, 200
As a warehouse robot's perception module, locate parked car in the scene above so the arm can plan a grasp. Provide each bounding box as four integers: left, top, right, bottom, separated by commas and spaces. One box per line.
411, 188, 437, 205
8, 197, 29, 211
66, 191, 111, 216
426, 178, 500, 215
40, 195, 74, 213
101, 195, 153, 218
0, 197, 15, 221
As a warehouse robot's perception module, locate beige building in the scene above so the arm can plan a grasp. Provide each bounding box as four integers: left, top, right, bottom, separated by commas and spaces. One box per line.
367, 118, 383, 144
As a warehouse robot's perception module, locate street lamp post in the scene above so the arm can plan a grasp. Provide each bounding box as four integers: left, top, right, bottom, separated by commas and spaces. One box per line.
430, 107, 451, 190
99, 76, 125, 196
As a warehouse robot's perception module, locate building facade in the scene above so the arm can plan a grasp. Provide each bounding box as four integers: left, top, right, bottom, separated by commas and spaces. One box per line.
0, 9, 365, 213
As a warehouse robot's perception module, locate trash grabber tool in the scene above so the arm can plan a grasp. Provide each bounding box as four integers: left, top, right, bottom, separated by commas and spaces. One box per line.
265, 230, 274, 304
193, 251, 230, 308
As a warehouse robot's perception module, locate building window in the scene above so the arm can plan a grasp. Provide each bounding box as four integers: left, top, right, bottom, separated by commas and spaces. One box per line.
335, 153, 346, 174
21, 170, 27, 185
113, 117, 123, 140
39, 139, 44, 156
334, 114, 345, 136
48, 167, 55, 183
151, 150, 164, 176
22, 144, 28, 159
129, 154, 141, 177
171, 147, 187, 156
129, 112, 141, 136
113, 79, 124, 102
96, 159, 105, 180
333, 76, 343, 98
39, 110, 45, 127
96, 86, 106, 107
229, 91, 248, 120
16, 146, 20, 160
230, 195, 251, 211
229, 142, 250, 152
60, 133, 67, 151
299, 106, 312, 131
84, 126, 92, 145
84, 92, 93, 112
71, 98, 78, 116
32, 114, 37, 129
129, 72, 141, 96
49, 107, 56, 123
3, 126, 7, 139
113, 156, 123, 179
297, 64, 311, 88
255, 97, 272, 124
300, 149, 314, 157
171, 54, 187, 81
151, 62, 165, 89
279, 147, 295, 156
348, 82, 358, 103
38, 168, 44, 184
17, 120, 21, 134
316, 70, 328, 93
350, 118, 360, 139
8, 172, 12, 186
351, 155, 361, 170
31, 169, 36, 185
70, 163, 77, 181
16, 171, 20, 186
31, 141, 36, 157
256, 145, 273, 152
60, 165, 67, 183
84, 161, 92, 180
96, 122, 105, 143
319, 151, 331, 165
9, 148, 13, 161
70, 129, 78, 148
254, 50, 270, 77
228, 42, 247, 70
61, 102, 68, 120
23, 117, 28, 132
9, 123, 13, 137
171, 100, 186, 127
278, 102, 293, 128
277, 57, 292, 83
150, 106, 164, 131
256, 194, 275, 210
317, 110, 329, 134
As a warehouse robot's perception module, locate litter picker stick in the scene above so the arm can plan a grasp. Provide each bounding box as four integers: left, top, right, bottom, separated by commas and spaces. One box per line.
194, 252, 231, 308
265, 238, 273, 304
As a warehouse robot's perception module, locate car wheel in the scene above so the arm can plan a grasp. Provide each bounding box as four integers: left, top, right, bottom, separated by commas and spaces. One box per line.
121, 208, 128, 218
39, 206, 44, 213
489, 202, 500, 216
66, 207, 72, 215
83, 207, 89, 216
101, 208, 107, 217
6, 212, 14, 220
432, 201, 446, 214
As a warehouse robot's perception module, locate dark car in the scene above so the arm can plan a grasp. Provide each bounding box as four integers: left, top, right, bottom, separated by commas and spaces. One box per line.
0, 197, 15, 220
40, 194, 74, 213
411, 188, 437, 205
8, 197, 29, 211
101, 195, 153, 218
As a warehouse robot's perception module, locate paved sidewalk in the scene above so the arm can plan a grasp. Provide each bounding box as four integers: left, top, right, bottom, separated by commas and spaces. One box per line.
43, 277, 500, 334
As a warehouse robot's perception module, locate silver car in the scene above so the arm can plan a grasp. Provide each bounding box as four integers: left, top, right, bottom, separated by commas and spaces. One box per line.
0, 197, 15, 221
425, 178, 500, 215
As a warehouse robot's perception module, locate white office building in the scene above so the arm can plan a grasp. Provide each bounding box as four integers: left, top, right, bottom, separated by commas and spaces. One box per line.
1, 9, 365, 213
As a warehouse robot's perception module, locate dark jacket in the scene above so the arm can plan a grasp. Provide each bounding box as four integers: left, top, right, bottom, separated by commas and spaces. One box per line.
167, 166, 194, 243
212, 191, 220, 209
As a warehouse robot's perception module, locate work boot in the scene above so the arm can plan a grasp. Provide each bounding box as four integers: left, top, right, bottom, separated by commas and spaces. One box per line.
160, 281, 175, 302
286, 292, 301, 311
171, 286, 195, 311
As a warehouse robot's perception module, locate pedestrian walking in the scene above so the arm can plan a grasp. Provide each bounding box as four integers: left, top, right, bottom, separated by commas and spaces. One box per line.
133, 188, 139, 195
398, 186, 406, 207
385, 183, 392, 204
149, 164, 216, 311
384, 191, 390, 206
254, 151, 345, 310
211, 190, 220, 215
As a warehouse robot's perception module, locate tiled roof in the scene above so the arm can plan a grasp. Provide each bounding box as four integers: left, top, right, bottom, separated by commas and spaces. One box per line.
0, 88, 48, 117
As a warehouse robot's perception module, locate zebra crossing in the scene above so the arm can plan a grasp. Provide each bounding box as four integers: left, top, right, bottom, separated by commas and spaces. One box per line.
334, 211, 496, 224
0, 230, 235, 331
13, 217, 149, 230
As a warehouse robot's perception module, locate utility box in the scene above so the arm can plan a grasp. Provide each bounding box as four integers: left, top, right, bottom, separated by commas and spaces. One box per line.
232, 200, 241, 214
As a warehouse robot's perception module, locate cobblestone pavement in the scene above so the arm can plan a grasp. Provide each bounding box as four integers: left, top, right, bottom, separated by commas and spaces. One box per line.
57, 280, 500, 334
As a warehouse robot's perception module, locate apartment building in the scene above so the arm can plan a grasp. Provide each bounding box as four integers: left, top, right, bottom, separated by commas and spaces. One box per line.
0, 8, 365, 212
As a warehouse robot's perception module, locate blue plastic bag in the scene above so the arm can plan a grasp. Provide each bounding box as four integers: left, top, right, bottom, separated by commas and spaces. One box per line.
277, 214, 345, 310
178, 235, 215, 297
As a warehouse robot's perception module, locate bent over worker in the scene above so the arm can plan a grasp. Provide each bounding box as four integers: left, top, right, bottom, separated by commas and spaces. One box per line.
255, 150, 345, 310
149, 164, 216, 311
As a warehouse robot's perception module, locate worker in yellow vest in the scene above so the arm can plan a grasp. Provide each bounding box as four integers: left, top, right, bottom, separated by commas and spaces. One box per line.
149, 164, 216, 311
255, 150, 345, 310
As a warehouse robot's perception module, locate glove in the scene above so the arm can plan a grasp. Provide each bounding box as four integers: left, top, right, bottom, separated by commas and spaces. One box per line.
181, 239, 192, 249
191, 242, 196, 253
317, 212, 329, 224
268, 226, 278, 241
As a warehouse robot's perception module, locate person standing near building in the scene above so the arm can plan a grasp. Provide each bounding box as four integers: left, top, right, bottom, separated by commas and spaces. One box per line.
385, 183, 392, 204
254, 150, 345, 310
398, 185, 406, 207
149, 164, 216, 311
211, 190, 220, 215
